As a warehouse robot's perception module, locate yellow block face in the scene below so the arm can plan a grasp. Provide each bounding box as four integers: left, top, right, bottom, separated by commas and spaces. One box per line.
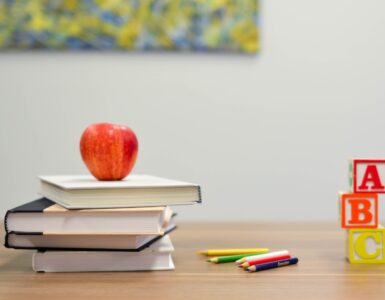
347, 227, 385, 264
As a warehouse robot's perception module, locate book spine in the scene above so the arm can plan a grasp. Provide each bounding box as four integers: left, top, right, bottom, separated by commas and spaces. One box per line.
4, 232, 43, 249
3, 232, 9, 248
197, 185, 202, 203
4, 210, 10, 233
4, 231, 43, 249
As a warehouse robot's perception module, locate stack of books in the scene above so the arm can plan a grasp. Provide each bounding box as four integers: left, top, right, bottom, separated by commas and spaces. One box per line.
4, 174, 201, 272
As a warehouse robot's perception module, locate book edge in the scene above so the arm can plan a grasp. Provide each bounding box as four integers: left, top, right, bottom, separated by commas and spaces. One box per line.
39, 174, 199, 190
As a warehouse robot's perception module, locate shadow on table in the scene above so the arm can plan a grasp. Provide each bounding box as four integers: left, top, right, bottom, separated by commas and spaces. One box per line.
0, 251, 33, 272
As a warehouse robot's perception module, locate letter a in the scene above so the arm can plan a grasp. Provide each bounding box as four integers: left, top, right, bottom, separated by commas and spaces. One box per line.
358, 165, 385, 191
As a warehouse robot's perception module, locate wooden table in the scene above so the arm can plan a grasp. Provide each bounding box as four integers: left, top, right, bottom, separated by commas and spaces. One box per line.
1, 222, 385, 300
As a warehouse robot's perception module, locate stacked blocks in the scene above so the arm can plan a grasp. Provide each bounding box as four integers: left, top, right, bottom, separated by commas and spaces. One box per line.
340, 159, 385, 264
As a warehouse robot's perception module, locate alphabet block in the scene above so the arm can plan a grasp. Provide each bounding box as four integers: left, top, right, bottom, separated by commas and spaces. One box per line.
340, 193, 378, 228
351, 159, 385, 193
347, 227, 385, 264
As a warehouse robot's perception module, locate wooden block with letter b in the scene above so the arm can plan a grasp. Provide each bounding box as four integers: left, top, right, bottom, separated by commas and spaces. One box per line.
340, 192, 378, 228
350, 159, 385, 193
347, 227, 385, 264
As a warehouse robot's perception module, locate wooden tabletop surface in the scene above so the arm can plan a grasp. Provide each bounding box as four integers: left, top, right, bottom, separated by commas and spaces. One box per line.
1, 221, 385, 300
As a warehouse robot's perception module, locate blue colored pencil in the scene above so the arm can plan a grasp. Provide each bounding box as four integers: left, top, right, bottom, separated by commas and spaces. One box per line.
246, 257, 298, 272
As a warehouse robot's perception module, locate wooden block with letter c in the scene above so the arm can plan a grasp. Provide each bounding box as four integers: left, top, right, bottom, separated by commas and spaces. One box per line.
347, 227, 385, 264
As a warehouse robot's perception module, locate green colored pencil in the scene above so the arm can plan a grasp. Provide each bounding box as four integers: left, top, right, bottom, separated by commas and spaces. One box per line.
207, 252, 268, 264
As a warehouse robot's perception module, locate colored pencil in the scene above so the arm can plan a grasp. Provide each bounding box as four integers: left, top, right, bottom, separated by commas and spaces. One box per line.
240, 254, 291, 268
246, 257, 298, 272
207, 253, 266, 264
236, 250, 289, 264
198, 248, 269, 256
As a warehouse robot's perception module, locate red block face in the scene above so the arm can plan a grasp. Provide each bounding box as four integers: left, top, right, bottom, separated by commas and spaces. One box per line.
352, 159, 385, 193
340, 193, 378, 229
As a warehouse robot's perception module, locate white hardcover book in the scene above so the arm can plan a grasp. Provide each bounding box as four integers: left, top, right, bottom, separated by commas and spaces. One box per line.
32, 235, 175, 272
38, 174, 201, 209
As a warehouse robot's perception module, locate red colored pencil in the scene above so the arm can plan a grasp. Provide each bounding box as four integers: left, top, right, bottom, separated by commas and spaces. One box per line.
240, 254, 291, 269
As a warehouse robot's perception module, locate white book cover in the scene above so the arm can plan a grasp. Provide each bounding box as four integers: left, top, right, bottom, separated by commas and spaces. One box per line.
38, 174, 201, 209
39, 174, 198, 190
33, 235, 175, 272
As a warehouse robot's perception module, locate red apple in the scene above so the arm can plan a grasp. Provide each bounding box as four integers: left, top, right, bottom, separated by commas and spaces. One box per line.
80, 123, 138, 181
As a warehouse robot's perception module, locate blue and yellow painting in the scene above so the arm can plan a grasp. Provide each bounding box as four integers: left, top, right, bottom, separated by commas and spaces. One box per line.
0, 0, 258, 53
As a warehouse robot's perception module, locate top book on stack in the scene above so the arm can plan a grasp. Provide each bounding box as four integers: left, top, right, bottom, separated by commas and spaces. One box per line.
39, 175, 201, 209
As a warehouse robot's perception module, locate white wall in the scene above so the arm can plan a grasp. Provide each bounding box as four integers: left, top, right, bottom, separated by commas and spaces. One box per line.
1, 0, 385, 220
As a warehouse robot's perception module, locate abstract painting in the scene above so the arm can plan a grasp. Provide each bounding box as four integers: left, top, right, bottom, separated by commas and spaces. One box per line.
0, 0, 258, 53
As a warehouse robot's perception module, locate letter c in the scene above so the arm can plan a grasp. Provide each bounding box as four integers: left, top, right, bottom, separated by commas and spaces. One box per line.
355, 232, 382, 259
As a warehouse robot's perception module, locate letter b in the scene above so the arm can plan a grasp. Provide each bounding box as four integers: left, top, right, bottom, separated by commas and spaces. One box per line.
340, 193, 378, 228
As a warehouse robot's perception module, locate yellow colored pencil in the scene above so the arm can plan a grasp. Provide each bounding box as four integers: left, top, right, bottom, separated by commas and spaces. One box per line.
198, 248, 269, 256
207, 253, 264, 263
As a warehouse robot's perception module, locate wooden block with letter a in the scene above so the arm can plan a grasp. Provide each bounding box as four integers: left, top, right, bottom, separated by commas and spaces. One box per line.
340, 192, 378, 228
351, 159, 385, 193
347, 226, 385, 264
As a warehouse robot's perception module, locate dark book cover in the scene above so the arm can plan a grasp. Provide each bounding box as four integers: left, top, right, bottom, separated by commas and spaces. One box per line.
5, 225, 177, 252
4, 198, 54, 232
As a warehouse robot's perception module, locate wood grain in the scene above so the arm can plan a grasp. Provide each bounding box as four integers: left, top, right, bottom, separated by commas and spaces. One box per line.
1, 222, 385, 300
